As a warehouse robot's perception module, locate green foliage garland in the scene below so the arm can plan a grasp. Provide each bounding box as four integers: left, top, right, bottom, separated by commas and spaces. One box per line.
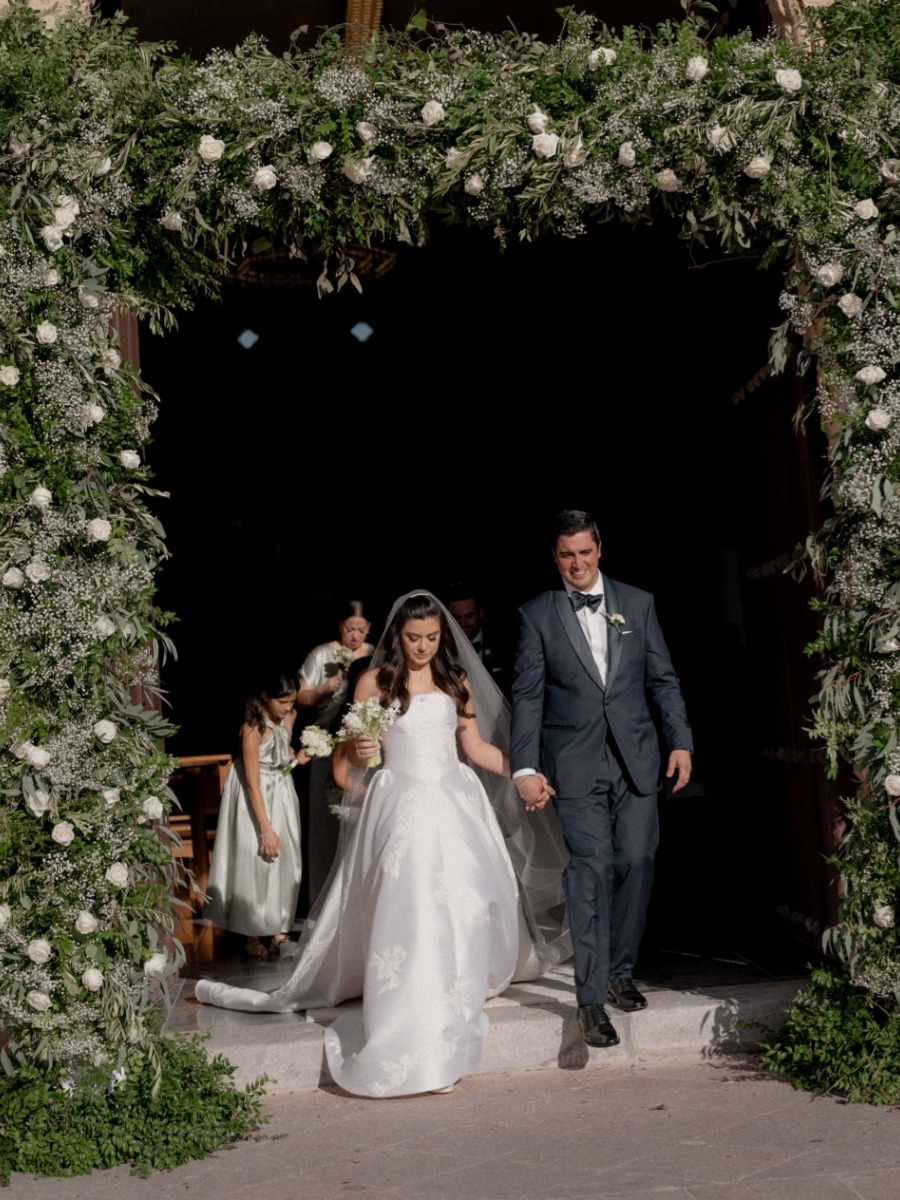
0, 0, 899, 1164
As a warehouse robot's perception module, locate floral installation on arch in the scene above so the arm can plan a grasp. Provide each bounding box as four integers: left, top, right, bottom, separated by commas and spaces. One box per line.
0, 0, 898, 1123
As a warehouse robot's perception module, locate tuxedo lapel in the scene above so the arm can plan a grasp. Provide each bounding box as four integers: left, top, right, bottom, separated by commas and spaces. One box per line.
603, 576, 623, 692
553, 590, 605, 692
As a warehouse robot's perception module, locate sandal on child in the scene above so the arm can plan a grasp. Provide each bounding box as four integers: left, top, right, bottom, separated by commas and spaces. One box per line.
245, 936, 268, 959
268, 933, 289, 958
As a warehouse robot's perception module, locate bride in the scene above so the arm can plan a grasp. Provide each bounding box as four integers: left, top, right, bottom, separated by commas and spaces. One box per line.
195, 591, 570, 1098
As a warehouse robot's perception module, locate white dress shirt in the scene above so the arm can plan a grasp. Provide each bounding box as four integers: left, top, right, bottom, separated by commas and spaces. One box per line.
563, 572, 608, 685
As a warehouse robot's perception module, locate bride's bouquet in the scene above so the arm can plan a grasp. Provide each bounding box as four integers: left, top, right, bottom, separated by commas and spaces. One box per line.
300, 697, 399, 769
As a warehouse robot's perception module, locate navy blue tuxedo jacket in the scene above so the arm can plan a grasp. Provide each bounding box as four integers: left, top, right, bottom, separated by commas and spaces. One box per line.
510, 578, 693, 798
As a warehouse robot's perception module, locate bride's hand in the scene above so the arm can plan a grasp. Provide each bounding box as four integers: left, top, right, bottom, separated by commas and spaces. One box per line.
354, 735, 380, 763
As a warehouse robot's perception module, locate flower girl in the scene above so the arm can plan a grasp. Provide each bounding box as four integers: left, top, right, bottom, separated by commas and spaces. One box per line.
203, 673, 307, 958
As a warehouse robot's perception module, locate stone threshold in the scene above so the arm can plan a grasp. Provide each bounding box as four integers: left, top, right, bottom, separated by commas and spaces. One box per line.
166, 963, 804, 1091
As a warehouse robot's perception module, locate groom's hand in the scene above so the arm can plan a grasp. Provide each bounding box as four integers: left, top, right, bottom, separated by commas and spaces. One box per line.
666, 749, 692, 794
515, 773, 555, 811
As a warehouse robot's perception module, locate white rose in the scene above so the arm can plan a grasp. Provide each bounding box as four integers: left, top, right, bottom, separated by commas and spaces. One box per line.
27, 745, 50, 769
35, 321, 58, 345
356, 121, 376, 142
82, 967, 104, 992
343, 159, 372, 184
527, 109, 549, 134
40, 225, 64, 251
873, 905, 896, 930
51, 821, 75, 846
104, 349, 121, 372
253, 165, 278, 191
884, 774, 900, 797
78, 287, 100, 309
93, 719, 117, 744
308, 141, 333, 164
464, 173, 485, 196
881, 159, 900, 183
27, 990, 51, 1012
56, 195, 79, 218
816, 262, 842, 288
532, 132, 560, 159
75, 910, 98, 934
775, 68, 803, 92
160, 211, 184, 232
875, 638, 900, 654
43, 268, 59, 287
198, 135, 225, 162
0, 677, 10, 701
3, 567, 25, 589
854, 198, 878, 220
444, 147, 463, 168
142, 795, 164, 820
865, 408, 890, 431
421, 100, 445, 126
708, 125, 735, 152
102, 788, 121, 807
25, 561, 51, 584
86, 403, 105, 423
685, 55, 708, 81
27, 938, 52, 964
25, 790, 50, 817
12, 741, 32, 760
87, 517, 112, 541
93, 615, 116, 638
857, 366, 887, 386
105, 861, 129, 888
92, 155, 112, 176
741, 156, 769, 179
656, 169, 681, 192
0, 903, 10, 929
52, 206, 77, 231
119, 450, 140, 469
838, 293, 863, 318
144, 950, 168, 977
29, 487, 52, 510
588, 47, 616, 69
563, 137, 585, 168
0, 365, 20, 386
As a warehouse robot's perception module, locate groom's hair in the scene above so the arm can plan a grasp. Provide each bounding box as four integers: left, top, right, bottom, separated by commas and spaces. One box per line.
551, 510, 601, 546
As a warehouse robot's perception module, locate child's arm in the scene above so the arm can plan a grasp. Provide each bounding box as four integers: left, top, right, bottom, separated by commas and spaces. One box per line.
241, 722, 281, 859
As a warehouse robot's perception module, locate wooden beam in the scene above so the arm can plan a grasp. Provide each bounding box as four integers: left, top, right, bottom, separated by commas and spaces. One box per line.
343, 0, 383, 46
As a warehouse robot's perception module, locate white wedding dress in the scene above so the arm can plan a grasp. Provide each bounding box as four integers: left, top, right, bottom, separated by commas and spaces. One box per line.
195, 691, 540, 1097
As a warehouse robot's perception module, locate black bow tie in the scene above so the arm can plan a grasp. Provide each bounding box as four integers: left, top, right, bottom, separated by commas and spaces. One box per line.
571, 591, 603, 614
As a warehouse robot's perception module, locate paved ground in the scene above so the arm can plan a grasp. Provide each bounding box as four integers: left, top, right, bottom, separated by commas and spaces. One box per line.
10, 1056, 900, 1199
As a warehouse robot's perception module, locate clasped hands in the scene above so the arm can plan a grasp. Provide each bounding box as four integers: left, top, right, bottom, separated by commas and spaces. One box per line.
514, 773, 555, 812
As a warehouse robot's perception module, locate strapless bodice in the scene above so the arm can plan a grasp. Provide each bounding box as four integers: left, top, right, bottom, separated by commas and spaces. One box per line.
380, 692, 460, 783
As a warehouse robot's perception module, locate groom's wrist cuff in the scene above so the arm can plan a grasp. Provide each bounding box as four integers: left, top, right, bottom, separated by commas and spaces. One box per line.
513, 768, 537, 779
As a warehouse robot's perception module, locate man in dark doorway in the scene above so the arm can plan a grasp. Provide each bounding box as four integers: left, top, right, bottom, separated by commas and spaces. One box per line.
447, 582, 511, 697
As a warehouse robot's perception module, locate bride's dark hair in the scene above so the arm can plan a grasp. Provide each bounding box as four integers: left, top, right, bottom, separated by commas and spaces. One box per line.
376, 594, 472, 717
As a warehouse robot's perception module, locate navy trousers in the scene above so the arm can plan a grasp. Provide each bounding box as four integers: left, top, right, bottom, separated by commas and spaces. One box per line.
552, 744, 659, 1006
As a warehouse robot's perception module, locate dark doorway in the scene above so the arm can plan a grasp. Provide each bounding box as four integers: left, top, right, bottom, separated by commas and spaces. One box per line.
143, 216, 826, 981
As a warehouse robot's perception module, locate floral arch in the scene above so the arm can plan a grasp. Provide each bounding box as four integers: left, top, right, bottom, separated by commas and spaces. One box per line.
0, 0, 899, 1170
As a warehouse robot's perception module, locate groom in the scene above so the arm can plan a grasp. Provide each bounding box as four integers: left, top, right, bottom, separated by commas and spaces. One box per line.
511, 510, 692, 1048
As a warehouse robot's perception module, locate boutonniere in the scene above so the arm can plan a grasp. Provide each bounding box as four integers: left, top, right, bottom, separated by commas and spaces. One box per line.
603, 611, 630, 634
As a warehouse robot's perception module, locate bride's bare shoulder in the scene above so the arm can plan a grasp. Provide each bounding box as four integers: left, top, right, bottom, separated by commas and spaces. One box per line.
353, 668, 381, 701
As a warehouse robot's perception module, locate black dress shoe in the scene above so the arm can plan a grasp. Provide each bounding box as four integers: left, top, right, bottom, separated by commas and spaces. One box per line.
577, 1004, 620, 1047
606, 977, 648, 1012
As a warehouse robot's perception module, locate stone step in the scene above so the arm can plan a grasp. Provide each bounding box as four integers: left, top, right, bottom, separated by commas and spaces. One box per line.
167, 963, 804, 1092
